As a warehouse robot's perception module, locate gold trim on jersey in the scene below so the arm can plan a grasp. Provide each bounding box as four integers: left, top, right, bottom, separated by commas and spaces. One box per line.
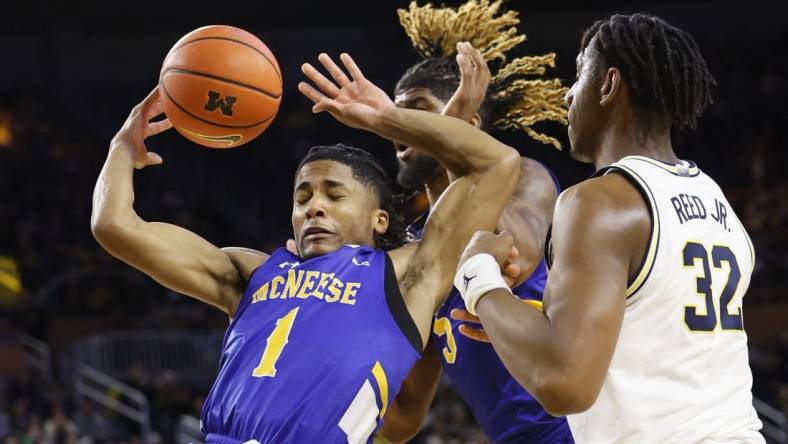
371, 361, 389, 419
624, 155, 700, 177
523, 299, 544, 312
608, 164, 661, 298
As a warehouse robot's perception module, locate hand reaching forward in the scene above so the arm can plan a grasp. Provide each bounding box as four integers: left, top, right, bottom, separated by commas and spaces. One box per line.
299, 53, 396, 132
112, 86, 173, 169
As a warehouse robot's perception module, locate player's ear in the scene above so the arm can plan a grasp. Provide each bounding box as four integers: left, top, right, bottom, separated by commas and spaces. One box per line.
373, 209, 389, 236
599, 66, 622, 106
470, 112, 482, 129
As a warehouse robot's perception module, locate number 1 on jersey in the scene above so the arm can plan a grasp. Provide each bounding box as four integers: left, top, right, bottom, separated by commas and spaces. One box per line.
252, 307, 300, 378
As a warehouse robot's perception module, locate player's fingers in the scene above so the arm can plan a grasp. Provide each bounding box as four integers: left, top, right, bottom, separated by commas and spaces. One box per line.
140, 86, 163, 117
298, 81, 326, 104
450, 308, 482, 324
132, 143, 149, 169
318, 53, 352, 87
498, 230, 515, 248
145, 118, 173, 137
461, 42, 479, 69
456, 52, 473, 80
458, 324, 491, 343
142, 85, 161, 106
146, 151, 163, 166
301, 63, 340, 98
508, 245, 520, 261
339, 53, 365, 81
503, 262, 521, 283
312, 99, 341, 115
469, 44, 486, 69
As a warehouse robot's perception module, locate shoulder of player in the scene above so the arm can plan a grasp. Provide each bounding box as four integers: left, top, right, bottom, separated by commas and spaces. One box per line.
387, 241, 420, 283
221, 247, 269, 317
518, 156, 551, 179
555, 175, 650, 241
221, 247, 269, 281
515, 157, 555, 192
507, 157, 557, 214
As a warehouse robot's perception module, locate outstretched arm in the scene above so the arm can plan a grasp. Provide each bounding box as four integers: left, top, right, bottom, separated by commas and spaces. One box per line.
298, 50, 511, 179
421, 44, 558, 281
453, 175, 650, 416
91, 88, 265, 316
300, 51, 521, 345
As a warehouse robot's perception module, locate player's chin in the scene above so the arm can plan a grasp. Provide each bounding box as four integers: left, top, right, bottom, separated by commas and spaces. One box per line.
300, 237, 342, 259
566, 131, 586, 162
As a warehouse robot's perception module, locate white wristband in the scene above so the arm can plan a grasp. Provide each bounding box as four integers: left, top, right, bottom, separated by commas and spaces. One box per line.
454, 253, 511, 316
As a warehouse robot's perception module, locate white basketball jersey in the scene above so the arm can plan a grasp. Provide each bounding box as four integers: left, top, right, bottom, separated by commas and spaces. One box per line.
565, 156, 764, 443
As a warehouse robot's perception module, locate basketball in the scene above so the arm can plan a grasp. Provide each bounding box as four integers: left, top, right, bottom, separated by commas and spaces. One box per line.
159, 25, 282, 149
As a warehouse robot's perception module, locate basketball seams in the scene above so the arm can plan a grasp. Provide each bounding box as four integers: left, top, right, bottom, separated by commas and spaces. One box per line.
171, 36, 282, 84
159, 26, 281, 148
160, 83, 276, 129
162, 68, 281, 99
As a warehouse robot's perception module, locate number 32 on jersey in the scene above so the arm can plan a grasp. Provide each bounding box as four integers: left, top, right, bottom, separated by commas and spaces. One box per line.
682, 242, 744, 333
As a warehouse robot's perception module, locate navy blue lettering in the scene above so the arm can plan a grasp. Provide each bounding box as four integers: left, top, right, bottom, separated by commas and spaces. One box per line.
671, 197, 688, 224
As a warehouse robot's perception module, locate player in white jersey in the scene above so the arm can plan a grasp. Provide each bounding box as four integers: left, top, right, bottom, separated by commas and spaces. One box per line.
447, 13, 765, 443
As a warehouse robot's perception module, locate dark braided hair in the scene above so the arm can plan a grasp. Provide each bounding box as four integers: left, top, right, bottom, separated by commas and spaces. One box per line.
296, 144, 407, 251
580, 13, 716, 129
396, 0, 567, 148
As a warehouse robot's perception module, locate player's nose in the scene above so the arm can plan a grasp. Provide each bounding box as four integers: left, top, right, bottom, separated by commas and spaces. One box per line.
305, 199, 326, 219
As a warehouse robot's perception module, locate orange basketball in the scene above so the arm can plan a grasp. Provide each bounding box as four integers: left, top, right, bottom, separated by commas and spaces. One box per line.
159, 25, 282, 149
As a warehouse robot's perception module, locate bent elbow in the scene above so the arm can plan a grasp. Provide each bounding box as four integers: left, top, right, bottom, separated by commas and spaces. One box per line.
501, 149, 521, 173
532, 374, 600, 417
90, 215, 129, 248
90, 217, 114, 242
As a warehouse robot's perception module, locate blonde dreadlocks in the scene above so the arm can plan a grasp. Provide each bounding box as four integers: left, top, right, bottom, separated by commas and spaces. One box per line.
396, 0, 567, 148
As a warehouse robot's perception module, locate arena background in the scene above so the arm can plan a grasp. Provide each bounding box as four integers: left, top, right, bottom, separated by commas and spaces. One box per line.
0, 0, 786, 442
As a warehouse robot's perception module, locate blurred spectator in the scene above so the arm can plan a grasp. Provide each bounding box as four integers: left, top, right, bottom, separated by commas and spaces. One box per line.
42, 403, 78, 444
72, 400, 112, 443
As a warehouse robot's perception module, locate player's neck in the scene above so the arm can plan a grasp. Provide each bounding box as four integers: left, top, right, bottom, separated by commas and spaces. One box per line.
593, 112, 679, 169
424, 169, 450, 208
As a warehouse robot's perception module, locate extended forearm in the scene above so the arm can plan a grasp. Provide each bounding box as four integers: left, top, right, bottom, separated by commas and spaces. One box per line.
475, 289, 588, 415
376, 107, 513, 176
91, 138, 141, 232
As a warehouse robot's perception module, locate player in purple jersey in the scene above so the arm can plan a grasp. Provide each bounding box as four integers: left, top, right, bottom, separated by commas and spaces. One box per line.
378, 2, 573, 443
91, 45, 522, 443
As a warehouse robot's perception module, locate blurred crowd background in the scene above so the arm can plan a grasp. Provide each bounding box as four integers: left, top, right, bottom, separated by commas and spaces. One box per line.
1, 0, 786, 442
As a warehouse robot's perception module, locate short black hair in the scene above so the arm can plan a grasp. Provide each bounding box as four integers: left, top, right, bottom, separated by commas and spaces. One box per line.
580, 13, 715, 129
296, 143, 407, 250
